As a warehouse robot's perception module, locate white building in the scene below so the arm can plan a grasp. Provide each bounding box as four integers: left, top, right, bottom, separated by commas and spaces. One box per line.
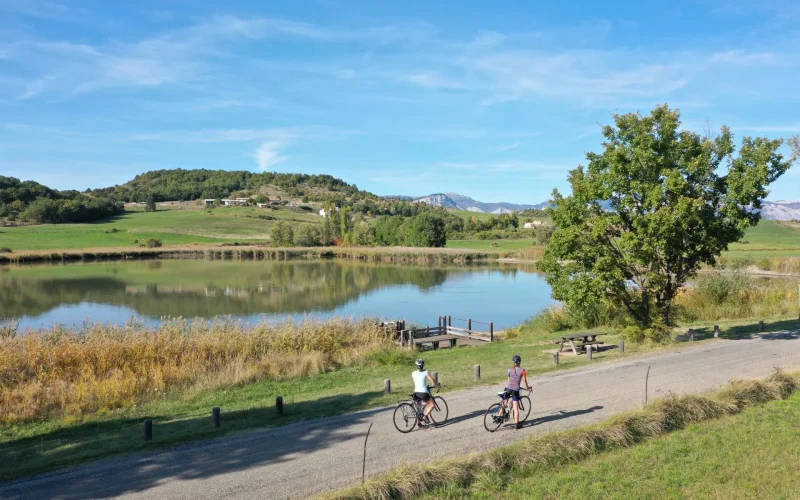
523, 220, 546, 229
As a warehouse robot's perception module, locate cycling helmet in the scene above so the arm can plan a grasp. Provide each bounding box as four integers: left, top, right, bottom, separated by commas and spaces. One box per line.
415, 359, 425, 369
512, 355, 522, 364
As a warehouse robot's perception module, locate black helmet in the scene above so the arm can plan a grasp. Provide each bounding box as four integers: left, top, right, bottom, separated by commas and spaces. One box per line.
512, 355, 521, 364
415, 359, 425, 369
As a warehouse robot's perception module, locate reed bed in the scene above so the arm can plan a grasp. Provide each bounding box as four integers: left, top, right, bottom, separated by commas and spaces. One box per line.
322, 371, 798, 500
676, 273, 799, 321
0, 245, 493, 265
0, 318, 389, 424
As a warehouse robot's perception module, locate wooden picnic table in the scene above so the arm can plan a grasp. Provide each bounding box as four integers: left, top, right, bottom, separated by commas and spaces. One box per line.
555, 333, 607, 356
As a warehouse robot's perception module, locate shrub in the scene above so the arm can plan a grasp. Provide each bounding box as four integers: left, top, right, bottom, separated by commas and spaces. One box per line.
0, 247, 12, 253
143, 238, 162, 248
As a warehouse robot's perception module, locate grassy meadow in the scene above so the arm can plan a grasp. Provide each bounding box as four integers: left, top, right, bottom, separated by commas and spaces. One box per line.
0, 205, 321, 250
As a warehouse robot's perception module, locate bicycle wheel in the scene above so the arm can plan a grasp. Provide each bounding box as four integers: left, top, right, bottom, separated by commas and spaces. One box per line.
393, 403, 418, 433
430, 396, 449, 424
483, 403, 504, 432
518, 396, 532, 422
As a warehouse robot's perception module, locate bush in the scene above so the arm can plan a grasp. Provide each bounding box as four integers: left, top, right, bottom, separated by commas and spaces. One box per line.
143, 238, 162, 248
293, 224, 322, 247
0, 247, 12, 253
271, 221, 295, 246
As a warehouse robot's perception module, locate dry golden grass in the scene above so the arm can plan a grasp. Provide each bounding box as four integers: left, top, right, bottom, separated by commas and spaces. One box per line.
0, 318, 389, 424
321, 371, 799, 500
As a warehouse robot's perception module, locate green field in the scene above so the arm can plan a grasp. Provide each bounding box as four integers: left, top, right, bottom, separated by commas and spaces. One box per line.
724, 220, 800, 258
0, 206, 321, 250
429, 389, 800, 499
446, 239, 536, 252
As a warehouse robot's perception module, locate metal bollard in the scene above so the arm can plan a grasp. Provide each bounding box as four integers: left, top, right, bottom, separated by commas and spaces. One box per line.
384, 379, 391, 395
474, 364, 481, 380
688, 329, 695, 341
587, 345, 593, 360
431, 371, 438, 385
759, 320, 764, 332
714, 325, 720, 338
212, 407, 221, 428
144, 419, 152, 441
552, 351, 559, 366
276, 396, 284, 416
619, 338, 625, 353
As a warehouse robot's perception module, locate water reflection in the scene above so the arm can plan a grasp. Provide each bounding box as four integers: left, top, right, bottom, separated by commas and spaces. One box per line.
0, 260, 553, 330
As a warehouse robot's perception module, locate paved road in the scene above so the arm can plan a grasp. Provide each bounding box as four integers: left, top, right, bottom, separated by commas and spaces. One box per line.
2, 332, 799, 500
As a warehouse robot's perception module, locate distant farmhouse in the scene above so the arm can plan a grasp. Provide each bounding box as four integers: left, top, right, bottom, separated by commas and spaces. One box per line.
319, 207, 340, 217
523, 220, 547, 229
205, 197, 280, 208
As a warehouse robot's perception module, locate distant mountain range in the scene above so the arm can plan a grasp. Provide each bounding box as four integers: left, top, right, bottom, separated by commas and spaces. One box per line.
407, 192, 800, 220
758, 201, 800, 221
411, 193, 549, 214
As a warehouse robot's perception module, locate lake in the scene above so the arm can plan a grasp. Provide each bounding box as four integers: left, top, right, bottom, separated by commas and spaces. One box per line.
0, 259, 555, 331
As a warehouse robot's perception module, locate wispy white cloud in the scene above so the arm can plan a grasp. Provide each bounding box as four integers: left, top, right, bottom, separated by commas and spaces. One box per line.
0, 0, 87, 22
406, 72, 465, 90
711, 50, 781, 66
255, 141, 290, 171
128, 128, 296, 143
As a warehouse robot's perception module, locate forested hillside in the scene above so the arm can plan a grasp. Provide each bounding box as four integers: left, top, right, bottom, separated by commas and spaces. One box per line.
89, 169, 367, 203
0, 176, 122, 224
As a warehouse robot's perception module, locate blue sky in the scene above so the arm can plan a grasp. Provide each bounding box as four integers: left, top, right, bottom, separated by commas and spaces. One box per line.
1, 0, 799, 203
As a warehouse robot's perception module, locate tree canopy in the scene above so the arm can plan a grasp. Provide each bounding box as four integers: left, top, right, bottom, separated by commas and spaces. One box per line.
539, 104, 796, 333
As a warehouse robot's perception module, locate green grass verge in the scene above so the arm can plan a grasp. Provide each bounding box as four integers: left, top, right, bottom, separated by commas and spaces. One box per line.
323, 371, 800, 500
3, 316, 796, 482
474, 390, 800, 500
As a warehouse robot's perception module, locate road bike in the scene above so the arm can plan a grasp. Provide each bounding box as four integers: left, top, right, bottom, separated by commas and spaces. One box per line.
392, 385, 449, 433
483, 389, 532, 432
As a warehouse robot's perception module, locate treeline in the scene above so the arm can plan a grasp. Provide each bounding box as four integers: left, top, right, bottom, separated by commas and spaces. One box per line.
0, 176, 122, 224
271, 210, 448, 248
89, 169, 366, 203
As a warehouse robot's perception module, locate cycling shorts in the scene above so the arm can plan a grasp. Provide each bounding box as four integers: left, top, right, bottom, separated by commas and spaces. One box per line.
503, 389, 521, 402
413, 392, 432, 402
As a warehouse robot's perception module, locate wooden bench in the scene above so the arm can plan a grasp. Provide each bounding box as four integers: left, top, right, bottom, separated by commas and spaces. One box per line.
412, 334, 460, 349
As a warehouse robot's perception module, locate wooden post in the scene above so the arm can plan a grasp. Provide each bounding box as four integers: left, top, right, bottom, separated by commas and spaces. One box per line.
688, 328, 694, 341
276, 396, 284, 416
212, 407, 221, 428
552, 351, 559, 366
759, 320, 764, 332
438, 316, 442, 328
431, 371, 438, 385
587, 345, 593, 360
489, 322, 494, 342
432, 341, 439, 350
468, 318, 472, 331
619, 338, 625, 353
144, 419, 152, 441
713, 325, 720, 338
448, 316, 452, 327
384, 379, 391, 395
474, 364, 481, 380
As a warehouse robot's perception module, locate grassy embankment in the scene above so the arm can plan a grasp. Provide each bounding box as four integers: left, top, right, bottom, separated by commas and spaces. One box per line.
324, 372, 800, 500
2, 275, 798, 481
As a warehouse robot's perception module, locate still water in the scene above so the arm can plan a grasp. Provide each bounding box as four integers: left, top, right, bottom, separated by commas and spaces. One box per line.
0, 260, 555, 330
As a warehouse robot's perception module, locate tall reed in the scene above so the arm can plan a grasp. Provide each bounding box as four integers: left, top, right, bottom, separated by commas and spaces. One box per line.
0, 318, 389, 424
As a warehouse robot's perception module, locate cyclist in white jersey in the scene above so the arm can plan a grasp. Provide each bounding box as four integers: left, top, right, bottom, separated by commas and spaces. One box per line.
412, 359, 439, 426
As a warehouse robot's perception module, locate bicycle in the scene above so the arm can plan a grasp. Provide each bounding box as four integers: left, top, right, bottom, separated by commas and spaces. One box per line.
483, 389, 532, 432
392, 385, 449, 433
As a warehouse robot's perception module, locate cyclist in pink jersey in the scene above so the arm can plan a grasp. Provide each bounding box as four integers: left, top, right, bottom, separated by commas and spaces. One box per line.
504, 355, 532, 429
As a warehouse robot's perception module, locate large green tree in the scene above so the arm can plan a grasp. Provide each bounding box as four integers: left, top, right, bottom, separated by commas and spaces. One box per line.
539, 105, 796, 329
